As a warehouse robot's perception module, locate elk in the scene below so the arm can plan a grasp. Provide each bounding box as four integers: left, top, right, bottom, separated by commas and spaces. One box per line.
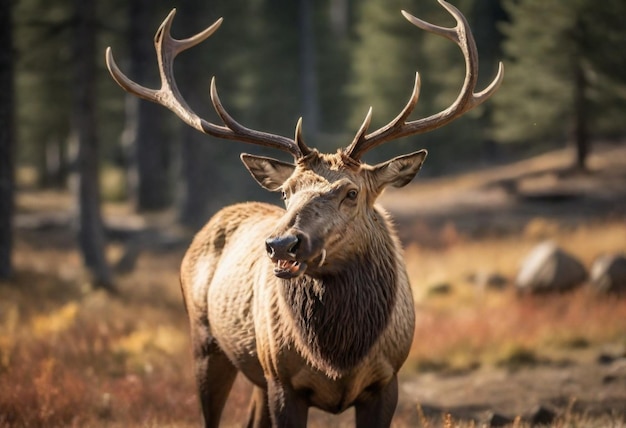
106, 1, 503, 426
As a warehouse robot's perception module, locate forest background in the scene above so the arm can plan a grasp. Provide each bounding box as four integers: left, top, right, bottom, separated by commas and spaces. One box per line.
2, 0, 626, 282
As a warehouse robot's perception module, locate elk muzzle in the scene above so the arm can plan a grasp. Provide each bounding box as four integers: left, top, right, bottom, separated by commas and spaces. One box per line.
265, 233, 307, 279
265, 229, 329, 279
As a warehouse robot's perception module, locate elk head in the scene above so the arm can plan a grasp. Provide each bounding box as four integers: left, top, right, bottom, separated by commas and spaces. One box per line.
241, 147, 427, 279
105, 0, 503, 279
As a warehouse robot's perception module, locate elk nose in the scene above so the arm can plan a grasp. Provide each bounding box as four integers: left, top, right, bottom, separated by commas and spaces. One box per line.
265, 235, 300, 259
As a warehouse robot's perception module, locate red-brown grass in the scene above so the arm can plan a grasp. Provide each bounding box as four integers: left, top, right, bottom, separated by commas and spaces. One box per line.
409, 288, 626, 373
3, 176, 626, 426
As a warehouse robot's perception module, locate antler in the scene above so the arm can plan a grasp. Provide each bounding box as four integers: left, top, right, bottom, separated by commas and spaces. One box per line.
105, 9, 311, 159
344, 0, 504, 161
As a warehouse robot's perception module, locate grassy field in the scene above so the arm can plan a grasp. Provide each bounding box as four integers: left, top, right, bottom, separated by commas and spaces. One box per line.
2, 145, 626, 427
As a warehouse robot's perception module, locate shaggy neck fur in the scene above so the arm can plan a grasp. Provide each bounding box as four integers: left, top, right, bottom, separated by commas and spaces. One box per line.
281, 213, 398, 373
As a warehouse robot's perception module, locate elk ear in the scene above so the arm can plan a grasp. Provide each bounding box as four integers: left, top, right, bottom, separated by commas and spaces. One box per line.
371, 150, 427, 191
240, 153, 296, 191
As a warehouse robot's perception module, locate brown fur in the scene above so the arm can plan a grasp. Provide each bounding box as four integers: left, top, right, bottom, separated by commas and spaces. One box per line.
179, 150, 425, 427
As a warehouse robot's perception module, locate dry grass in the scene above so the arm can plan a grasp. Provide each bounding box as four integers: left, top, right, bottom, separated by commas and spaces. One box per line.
409, 287, 626, 372
3, 218, 625, 427
4, 141, 626, 427
402, 219, 626, 373
0, 241, 199, 427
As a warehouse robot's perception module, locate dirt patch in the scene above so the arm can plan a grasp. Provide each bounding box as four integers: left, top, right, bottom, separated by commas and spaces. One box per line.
381, 143, 626, 242
400, 355, 626, 425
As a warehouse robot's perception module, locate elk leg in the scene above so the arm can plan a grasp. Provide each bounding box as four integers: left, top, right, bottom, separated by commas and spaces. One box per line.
192, 333, 238, 428
267, 379, 308, 427
354, 374, 399, 428
246, 386, 271, 428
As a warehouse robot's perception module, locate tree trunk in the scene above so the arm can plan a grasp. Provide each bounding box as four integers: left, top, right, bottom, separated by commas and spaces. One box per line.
175, 4, 221, 229
299, 0, 319, 140
0, 0, 14, 279
177, 127, 217, 229
572, 56, 589, 171
123, 0, 171, 211
72, 0, 114, 290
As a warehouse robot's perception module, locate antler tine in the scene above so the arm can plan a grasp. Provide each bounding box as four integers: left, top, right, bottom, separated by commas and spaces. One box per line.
157, 9, 221, 56
348, 107, 373, 151
345, 0, 504, 161
294, 117, 313, 157
347, 74, 420, 154
106, 9, 303, 159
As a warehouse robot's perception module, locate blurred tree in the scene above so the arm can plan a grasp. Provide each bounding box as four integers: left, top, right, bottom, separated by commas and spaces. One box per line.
347, 0, 503, 170
122, 0, 171, 211
493, 0, 626, 169
348, 0, 424, 165
71, 0, 113, 289
575, 0, 626, 166
174, 0, 230, 229
398, 0, 505, 169
415, 0, 504, 168
349, 0, 418, 140
0, 0, 15, 279
14, 0, 72, 188
578, 0, 626, 86
17, 0, 626, 242
299, 0, 320, 140
175, 0, 306, 227
14, 0, 127, 190
315, 0, 354, 150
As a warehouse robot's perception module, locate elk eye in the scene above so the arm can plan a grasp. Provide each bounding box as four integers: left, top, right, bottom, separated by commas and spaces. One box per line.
281, 191, 287, 200
346, 189, 358, 200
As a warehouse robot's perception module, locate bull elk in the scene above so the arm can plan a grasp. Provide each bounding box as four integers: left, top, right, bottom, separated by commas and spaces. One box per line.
106, 1, 503, 426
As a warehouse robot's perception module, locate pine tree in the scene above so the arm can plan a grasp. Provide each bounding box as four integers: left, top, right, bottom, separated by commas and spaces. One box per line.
71, 0, 114, 289
348, 0, 426, 163
123, 0, 171, 211
0, 0, 15, 279
494, 1, 578, 145
493, 0, 626, 169
348, 0, 506, 169
14, 0, 73, 187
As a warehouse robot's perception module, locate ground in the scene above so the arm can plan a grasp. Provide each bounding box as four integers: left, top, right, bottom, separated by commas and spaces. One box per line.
1, 143, 625, 427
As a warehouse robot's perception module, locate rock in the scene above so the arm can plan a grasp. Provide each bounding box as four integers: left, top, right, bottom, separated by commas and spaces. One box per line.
427, 282, 453, 296
527, 404, 557, 425
590, 254, 626, 294
515, 241, 586, 293
467, 271, 509, 290
597, 353, 616, 365
483, 411, 513, 427
603, 374, 617, 384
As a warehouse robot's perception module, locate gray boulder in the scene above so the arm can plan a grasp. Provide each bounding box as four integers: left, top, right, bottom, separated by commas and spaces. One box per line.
590, 253, 626, 294
467, 270, 509, 290
516, 241, 587, 293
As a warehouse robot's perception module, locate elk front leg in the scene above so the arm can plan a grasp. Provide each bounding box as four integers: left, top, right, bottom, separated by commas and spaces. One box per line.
266, 379, 308, 427
192, 332, 238, 428
354, 374, 399, 428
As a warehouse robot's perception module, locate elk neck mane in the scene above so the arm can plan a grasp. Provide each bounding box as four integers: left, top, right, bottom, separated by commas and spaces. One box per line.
280, 208, 400, 374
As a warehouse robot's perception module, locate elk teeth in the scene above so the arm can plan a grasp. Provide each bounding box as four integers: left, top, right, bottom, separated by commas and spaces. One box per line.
277, 259, 299, 273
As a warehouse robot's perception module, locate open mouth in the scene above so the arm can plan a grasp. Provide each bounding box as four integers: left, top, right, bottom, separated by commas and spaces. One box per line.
273, 259, 307, 279
271, 249, 326, 279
